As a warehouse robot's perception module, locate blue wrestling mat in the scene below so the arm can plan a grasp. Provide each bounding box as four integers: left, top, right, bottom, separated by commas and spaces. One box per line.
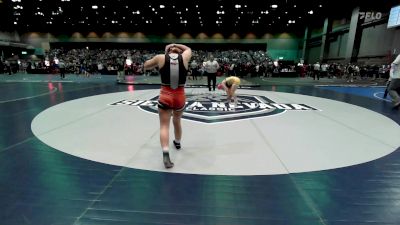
318, 86, 392, 102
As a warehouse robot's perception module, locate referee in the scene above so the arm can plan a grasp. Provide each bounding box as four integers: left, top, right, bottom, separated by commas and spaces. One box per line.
204, 55, 219, 91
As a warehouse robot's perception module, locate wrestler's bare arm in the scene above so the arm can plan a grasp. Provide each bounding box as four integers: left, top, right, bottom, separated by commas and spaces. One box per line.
144, 54, 163, 70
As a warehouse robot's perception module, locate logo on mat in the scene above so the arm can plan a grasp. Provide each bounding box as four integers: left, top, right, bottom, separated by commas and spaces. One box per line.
110, 93, 318, 123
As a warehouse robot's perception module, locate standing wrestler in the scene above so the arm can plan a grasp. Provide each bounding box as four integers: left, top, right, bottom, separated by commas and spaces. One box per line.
144, 43, 192, 168
218, 76, 241, 107
388, 53, 400, 109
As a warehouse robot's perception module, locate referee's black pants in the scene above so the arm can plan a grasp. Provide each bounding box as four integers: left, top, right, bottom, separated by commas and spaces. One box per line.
206, 72, 217, 91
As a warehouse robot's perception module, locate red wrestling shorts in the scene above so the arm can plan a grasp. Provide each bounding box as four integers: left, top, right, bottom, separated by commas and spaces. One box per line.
158, 86, 186, 111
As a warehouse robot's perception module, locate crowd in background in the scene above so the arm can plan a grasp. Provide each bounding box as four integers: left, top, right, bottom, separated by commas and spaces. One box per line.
298, 62, 390, 82
0, 48, 392, 81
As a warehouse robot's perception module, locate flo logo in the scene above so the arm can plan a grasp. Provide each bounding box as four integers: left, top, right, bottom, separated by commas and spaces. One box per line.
110, 93, 318, 123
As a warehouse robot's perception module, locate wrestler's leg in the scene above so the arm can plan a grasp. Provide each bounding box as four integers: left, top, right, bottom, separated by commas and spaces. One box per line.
172, 110, 183, 140
231, 84, 238, 105
226, 89, 232, 102
172, 110, 183, 149
159, 108, 171, 150
159, 108, 174, 168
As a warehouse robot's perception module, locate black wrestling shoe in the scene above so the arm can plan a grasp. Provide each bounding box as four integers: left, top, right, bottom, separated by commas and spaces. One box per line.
163, 152, 174, 169
173, 140, 181, 150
